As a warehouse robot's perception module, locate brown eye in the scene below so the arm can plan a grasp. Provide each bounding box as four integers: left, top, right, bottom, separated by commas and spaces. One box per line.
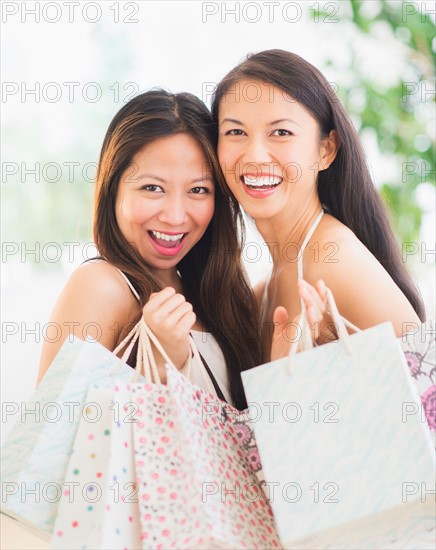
225, 129, 245, 136
141, 185, 163, 192
190, 187, 209, 194
272, 129, 292, 136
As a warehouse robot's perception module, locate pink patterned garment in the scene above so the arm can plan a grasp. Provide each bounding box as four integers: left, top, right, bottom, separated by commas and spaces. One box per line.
401, 319, 436, 437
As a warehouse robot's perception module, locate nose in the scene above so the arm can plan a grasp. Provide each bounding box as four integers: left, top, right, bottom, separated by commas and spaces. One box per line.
241, 135, 272, 173
157, 193, 189, 226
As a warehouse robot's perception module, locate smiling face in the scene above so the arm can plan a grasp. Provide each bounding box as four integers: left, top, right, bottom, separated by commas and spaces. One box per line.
217, 80, 336, 221
115, 133, 214, 274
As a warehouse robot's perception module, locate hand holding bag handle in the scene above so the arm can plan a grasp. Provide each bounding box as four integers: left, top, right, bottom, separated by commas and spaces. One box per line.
113, 318, 217, 395
288, 286, 362, 372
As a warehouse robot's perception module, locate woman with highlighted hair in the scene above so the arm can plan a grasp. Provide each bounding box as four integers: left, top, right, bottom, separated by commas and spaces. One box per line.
37, 89, 260, 409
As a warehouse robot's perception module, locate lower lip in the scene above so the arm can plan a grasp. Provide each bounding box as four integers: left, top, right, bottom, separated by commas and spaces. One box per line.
147, 233, 186, 257
241, 181, 282, 198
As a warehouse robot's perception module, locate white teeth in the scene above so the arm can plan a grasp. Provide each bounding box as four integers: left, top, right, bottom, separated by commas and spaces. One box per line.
151, 230, 184, 242
243, 176, 282, 187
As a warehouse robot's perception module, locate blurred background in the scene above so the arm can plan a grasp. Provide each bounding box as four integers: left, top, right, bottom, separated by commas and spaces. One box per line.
1, 0, 435, 436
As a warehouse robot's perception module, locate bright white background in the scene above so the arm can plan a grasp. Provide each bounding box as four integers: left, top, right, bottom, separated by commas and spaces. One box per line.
1, 1, 435, 438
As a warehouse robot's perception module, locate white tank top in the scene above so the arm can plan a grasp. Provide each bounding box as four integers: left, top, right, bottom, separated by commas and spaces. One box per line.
114, 267, 232, 404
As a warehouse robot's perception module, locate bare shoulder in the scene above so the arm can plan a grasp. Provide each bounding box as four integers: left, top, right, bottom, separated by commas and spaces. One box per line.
68, 260, 137, 304
59, 260, 141, 329
305, 214, 420, 334
305, 214, 377, 273
37, 261, 140, 383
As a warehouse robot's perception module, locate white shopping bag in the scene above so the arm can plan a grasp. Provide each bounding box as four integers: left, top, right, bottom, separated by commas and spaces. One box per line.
242, 289, 435, 549
1, 336, 142, 537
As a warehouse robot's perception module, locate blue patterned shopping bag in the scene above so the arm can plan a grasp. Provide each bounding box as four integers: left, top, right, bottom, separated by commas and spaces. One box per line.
242, 290, 435, 549
1, 335, 142, 537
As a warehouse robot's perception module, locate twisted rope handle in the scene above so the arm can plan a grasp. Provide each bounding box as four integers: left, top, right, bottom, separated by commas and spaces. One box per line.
113, 318, 216, 395
287, 286, 361, 373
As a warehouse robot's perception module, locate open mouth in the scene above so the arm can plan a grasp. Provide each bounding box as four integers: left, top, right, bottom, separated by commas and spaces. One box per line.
241, 175, 283, 190
148, 230, 187, 248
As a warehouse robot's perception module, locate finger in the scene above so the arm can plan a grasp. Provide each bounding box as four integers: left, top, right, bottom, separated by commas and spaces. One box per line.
315, 279, 328, 303
143, 287, 176, 312
306, 305, 321, 330
173, 310, 197, 337
145, 292, 187, 320
273, 306, 289, 337
300, 279, 324, 310
272, 306, 289, 346
163, 301, 194, 327
299, 279, 325, 316
300, 290, 322, 326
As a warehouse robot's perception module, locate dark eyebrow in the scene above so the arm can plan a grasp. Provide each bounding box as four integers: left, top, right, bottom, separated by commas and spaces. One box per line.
137, 173, 166, 183
220, 117, 301, 127
136, 174, 213, 184
220, 118, 244, 126
191, 176, 214, 184
269, 118, 300, 127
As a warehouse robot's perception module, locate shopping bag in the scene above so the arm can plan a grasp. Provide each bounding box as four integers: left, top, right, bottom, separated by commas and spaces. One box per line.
126, 320, 281, 549
100, 382, 142, 549
51, 382, 142, 550
51, 319, 257, 550
241, 289, 435, 549
49, 384, 115, 549
0, 335, 142, 537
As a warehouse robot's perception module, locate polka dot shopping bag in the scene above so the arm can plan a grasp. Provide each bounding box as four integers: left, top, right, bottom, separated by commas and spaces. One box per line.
52, 319, 281, 549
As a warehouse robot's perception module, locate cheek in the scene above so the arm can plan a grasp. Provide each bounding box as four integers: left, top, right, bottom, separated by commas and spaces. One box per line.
115, 196, 152, 243
193, 197, 215, 230
120, 197, 150, 225
218, 141, 236, 171
282, 162, 302, 184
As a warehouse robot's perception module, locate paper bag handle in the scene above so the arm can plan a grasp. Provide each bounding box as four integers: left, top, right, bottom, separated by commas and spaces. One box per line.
113, 318, 216, 395
287, 285, 361, 371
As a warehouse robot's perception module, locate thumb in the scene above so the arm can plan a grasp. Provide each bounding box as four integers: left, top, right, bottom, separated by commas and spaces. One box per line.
273, 306, 289, 337
270, 306, 290, 361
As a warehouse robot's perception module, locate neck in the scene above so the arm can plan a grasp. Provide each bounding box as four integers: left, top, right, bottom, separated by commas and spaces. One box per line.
152, 267, 183, 292
256, 195, 323, 266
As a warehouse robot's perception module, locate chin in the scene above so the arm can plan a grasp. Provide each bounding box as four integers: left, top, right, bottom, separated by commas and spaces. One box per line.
244, 204, 283, 221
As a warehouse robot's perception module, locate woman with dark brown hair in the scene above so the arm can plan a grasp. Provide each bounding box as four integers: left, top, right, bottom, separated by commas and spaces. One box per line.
212, 49, 424, 360
37, 89, 260, 410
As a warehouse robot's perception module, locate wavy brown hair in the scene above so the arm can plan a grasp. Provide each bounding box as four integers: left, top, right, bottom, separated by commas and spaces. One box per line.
211, 49, 425, 321
94, 89, 260, 409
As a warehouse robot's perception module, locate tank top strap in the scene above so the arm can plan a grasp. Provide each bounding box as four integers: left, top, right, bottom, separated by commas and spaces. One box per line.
297, 209, 324, 280
115, 268, 141, 302
83, 256, 141, 302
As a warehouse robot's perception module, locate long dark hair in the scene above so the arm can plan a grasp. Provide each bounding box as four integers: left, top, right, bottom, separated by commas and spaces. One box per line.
211, 49, 425, 321
94, 89, 260, 409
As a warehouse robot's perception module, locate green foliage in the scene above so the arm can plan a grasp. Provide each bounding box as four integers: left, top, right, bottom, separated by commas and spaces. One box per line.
311, 0, 435, 243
